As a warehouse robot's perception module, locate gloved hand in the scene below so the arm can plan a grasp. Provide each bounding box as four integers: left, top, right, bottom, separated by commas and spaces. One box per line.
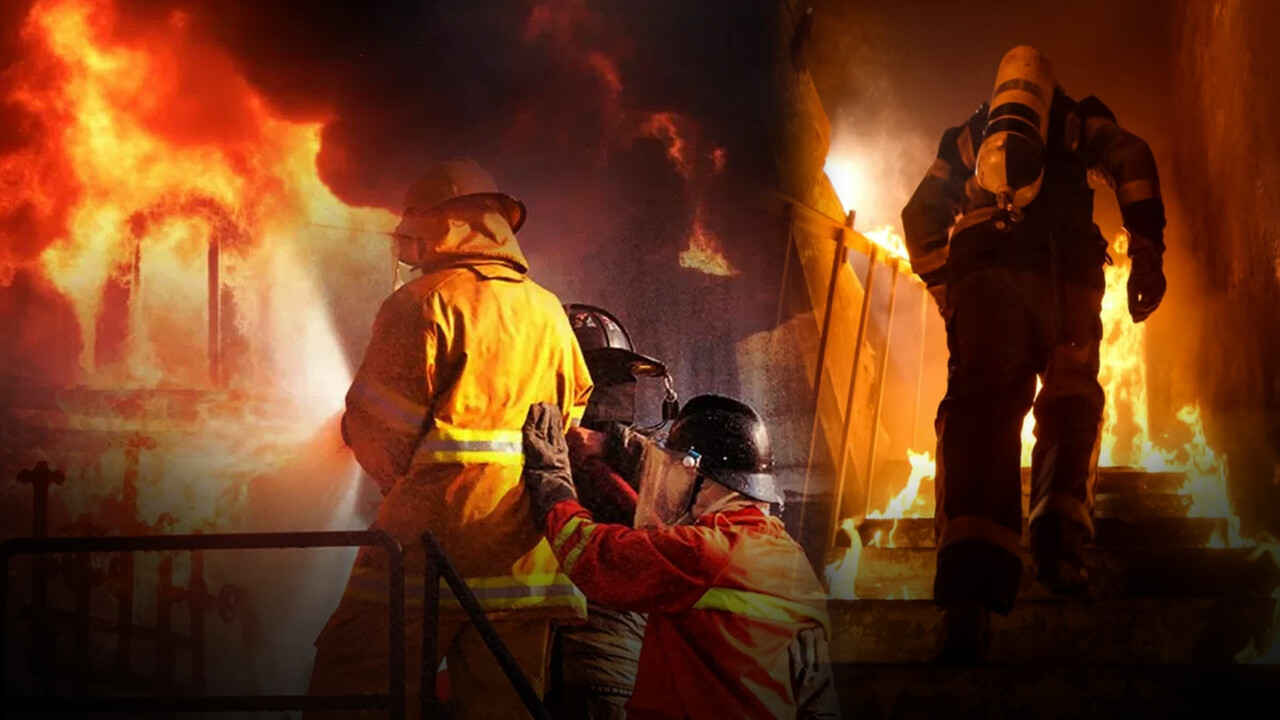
521, 403, 578, 523
927, 283, 953, 324
1126, 235, 1166, 323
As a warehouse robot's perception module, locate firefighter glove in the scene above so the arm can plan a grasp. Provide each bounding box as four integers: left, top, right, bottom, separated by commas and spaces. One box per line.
521, 402, 578, 522
1126, 235, 1166, 323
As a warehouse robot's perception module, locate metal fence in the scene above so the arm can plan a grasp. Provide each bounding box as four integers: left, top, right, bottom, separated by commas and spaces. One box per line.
1, 526, 551, 719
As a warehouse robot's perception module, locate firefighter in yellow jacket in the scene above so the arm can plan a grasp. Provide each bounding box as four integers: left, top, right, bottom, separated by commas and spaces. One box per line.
307, 159, 593, 718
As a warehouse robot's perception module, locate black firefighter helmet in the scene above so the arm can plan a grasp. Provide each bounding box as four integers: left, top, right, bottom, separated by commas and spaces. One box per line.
564, 303, 666, 385
665, 394, 784, 505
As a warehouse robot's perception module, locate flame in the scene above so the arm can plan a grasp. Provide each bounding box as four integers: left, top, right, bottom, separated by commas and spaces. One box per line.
867, 448, 934, 520
861, 224, 911, 264
641, 112, 693, 179
824, 517, 862, 600
678, 207, 735, 276
5, 0, 394, 531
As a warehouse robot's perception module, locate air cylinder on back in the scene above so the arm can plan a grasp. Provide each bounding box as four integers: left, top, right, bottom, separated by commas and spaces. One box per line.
975, 45, 1056, 218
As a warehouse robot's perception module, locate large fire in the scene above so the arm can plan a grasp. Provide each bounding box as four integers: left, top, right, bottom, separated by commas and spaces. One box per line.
2, 0, 396, 532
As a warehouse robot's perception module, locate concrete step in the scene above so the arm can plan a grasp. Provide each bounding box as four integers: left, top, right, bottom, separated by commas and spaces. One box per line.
854, 516, 1229, 549
830, 663, 1280, 720
827, 596, 1275, 664
845, 546, 1279, 600
1020, 467, 1187, 495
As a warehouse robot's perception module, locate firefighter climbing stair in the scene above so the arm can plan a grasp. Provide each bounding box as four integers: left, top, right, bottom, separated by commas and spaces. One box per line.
826, 466, 1280, 717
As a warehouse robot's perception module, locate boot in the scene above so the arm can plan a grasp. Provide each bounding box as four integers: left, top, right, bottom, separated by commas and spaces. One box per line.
935, 600, 991, 665
1030, 514, 1089, 596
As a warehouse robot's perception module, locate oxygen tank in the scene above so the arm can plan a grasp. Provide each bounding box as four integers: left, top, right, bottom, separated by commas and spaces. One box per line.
975, 46, 1056, 221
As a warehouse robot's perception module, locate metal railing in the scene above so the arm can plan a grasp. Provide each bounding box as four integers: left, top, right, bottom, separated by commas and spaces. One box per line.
0, 527, 552, 719
768, 192, 934, 547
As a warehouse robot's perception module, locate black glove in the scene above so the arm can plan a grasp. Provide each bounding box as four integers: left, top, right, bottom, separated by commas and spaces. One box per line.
521, 403, 578, 522
1127, 234, 1166, 323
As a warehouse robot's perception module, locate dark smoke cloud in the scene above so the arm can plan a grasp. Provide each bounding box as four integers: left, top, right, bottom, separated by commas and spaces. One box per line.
0, 0, 786, 399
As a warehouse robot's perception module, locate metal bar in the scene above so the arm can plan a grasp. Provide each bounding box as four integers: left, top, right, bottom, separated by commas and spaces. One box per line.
0, 531, 405, 718
829, 245, 881, 544
422, 532, 554, 720
156, 554, 176, 695
799, 211, 853, 532
911, 283, 930, 451
388, 537, 407, 720
207, 235, 220, 386
190, 548, 207, 694
112, 552, 135, 686
774, 203, 797, 328
421, 541, 442, 719
0, 695, 392, 714
863, 263, 902, 518
72, 553, 92, 701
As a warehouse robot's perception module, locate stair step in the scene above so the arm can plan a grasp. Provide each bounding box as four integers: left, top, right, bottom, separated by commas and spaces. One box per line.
855, 516, 1228, 549
844, 546, 1278, 600
827, 596, 1275, 664
830, 663, 1280, 719
1021, 467, 1186, 495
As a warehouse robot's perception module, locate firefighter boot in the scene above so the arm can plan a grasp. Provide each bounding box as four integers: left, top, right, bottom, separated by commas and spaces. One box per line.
935, 601, 991, 665
1030, 514, 1089, 595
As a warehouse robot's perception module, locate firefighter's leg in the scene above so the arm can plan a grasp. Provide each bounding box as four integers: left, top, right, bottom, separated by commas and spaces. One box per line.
445, 617, 552, 720
1028, 277, 1105, 594
306, 593, 463, 720
933, 268, 1037, 617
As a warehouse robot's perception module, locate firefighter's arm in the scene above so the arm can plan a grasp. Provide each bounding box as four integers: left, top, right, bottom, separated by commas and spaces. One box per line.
544, 501, 733, 613
522, 403, 728, 612
342, 292, 438, 492
1076, 96, 1167, 248
1077, 96, 1167, 321
901, 108, 983, 291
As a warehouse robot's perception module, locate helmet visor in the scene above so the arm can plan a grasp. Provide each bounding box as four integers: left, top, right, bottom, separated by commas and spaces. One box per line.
634, 438, 702, 529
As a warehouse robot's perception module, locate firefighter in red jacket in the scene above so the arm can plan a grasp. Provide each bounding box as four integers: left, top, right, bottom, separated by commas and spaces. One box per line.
548, 303, 670, 720
521, 395, 840, 720
901, 46, 1167, 662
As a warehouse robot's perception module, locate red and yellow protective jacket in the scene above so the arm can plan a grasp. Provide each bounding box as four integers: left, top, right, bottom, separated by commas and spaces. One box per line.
340, 222, 594, 620
544, 499, 831, 719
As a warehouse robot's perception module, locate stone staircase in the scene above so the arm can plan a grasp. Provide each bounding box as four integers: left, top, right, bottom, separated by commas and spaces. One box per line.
826, 466, 1280, 718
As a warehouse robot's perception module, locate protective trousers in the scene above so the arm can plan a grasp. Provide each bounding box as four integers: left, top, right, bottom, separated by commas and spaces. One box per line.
933, 264, 1105, 614
305, 596, 550, 720
547, 603, 646, 720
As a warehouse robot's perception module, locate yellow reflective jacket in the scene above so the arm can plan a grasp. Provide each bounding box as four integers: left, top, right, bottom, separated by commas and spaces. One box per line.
341, 221, 593, 620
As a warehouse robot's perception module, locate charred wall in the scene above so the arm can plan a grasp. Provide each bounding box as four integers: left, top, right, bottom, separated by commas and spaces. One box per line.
1168, 0, 1280, 534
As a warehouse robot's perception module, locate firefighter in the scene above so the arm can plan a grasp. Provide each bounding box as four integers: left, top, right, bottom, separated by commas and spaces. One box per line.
522, 396, 842, 720
307, 159, 593, 718
900, 46, 1167, 663
547, 303, 669, 720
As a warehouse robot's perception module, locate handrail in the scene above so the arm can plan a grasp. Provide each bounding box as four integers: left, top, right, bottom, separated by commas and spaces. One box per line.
419, 531, 554, 720
0, 530, 407, 719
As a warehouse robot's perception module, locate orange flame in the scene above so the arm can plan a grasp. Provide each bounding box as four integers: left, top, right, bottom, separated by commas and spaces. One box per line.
6, 0, 392, 531
641, 111, 693, 179
678, 208, 735, 276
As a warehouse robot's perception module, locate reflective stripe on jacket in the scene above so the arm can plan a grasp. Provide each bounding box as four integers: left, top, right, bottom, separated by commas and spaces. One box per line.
342, 225, 593, 620
544, 500, 831, 720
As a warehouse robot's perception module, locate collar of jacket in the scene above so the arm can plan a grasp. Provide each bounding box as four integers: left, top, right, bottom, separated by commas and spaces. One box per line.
417, 222, 530, 275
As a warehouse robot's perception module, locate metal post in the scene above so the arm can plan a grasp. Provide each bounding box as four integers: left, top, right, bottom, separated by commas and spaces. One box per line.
421, 548, 442, 719
17, 462, 62, 697
800, 211, 853, 520
207, 235, 220, 386
156, 554, 176, 694
863, 263, 901, 518
389, 541, 406, 720
190, 548, 207, 694
774, 203, 797, 328
829, 245, 880, 544
911, 283, 930, 451
422, 533, 553, 720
